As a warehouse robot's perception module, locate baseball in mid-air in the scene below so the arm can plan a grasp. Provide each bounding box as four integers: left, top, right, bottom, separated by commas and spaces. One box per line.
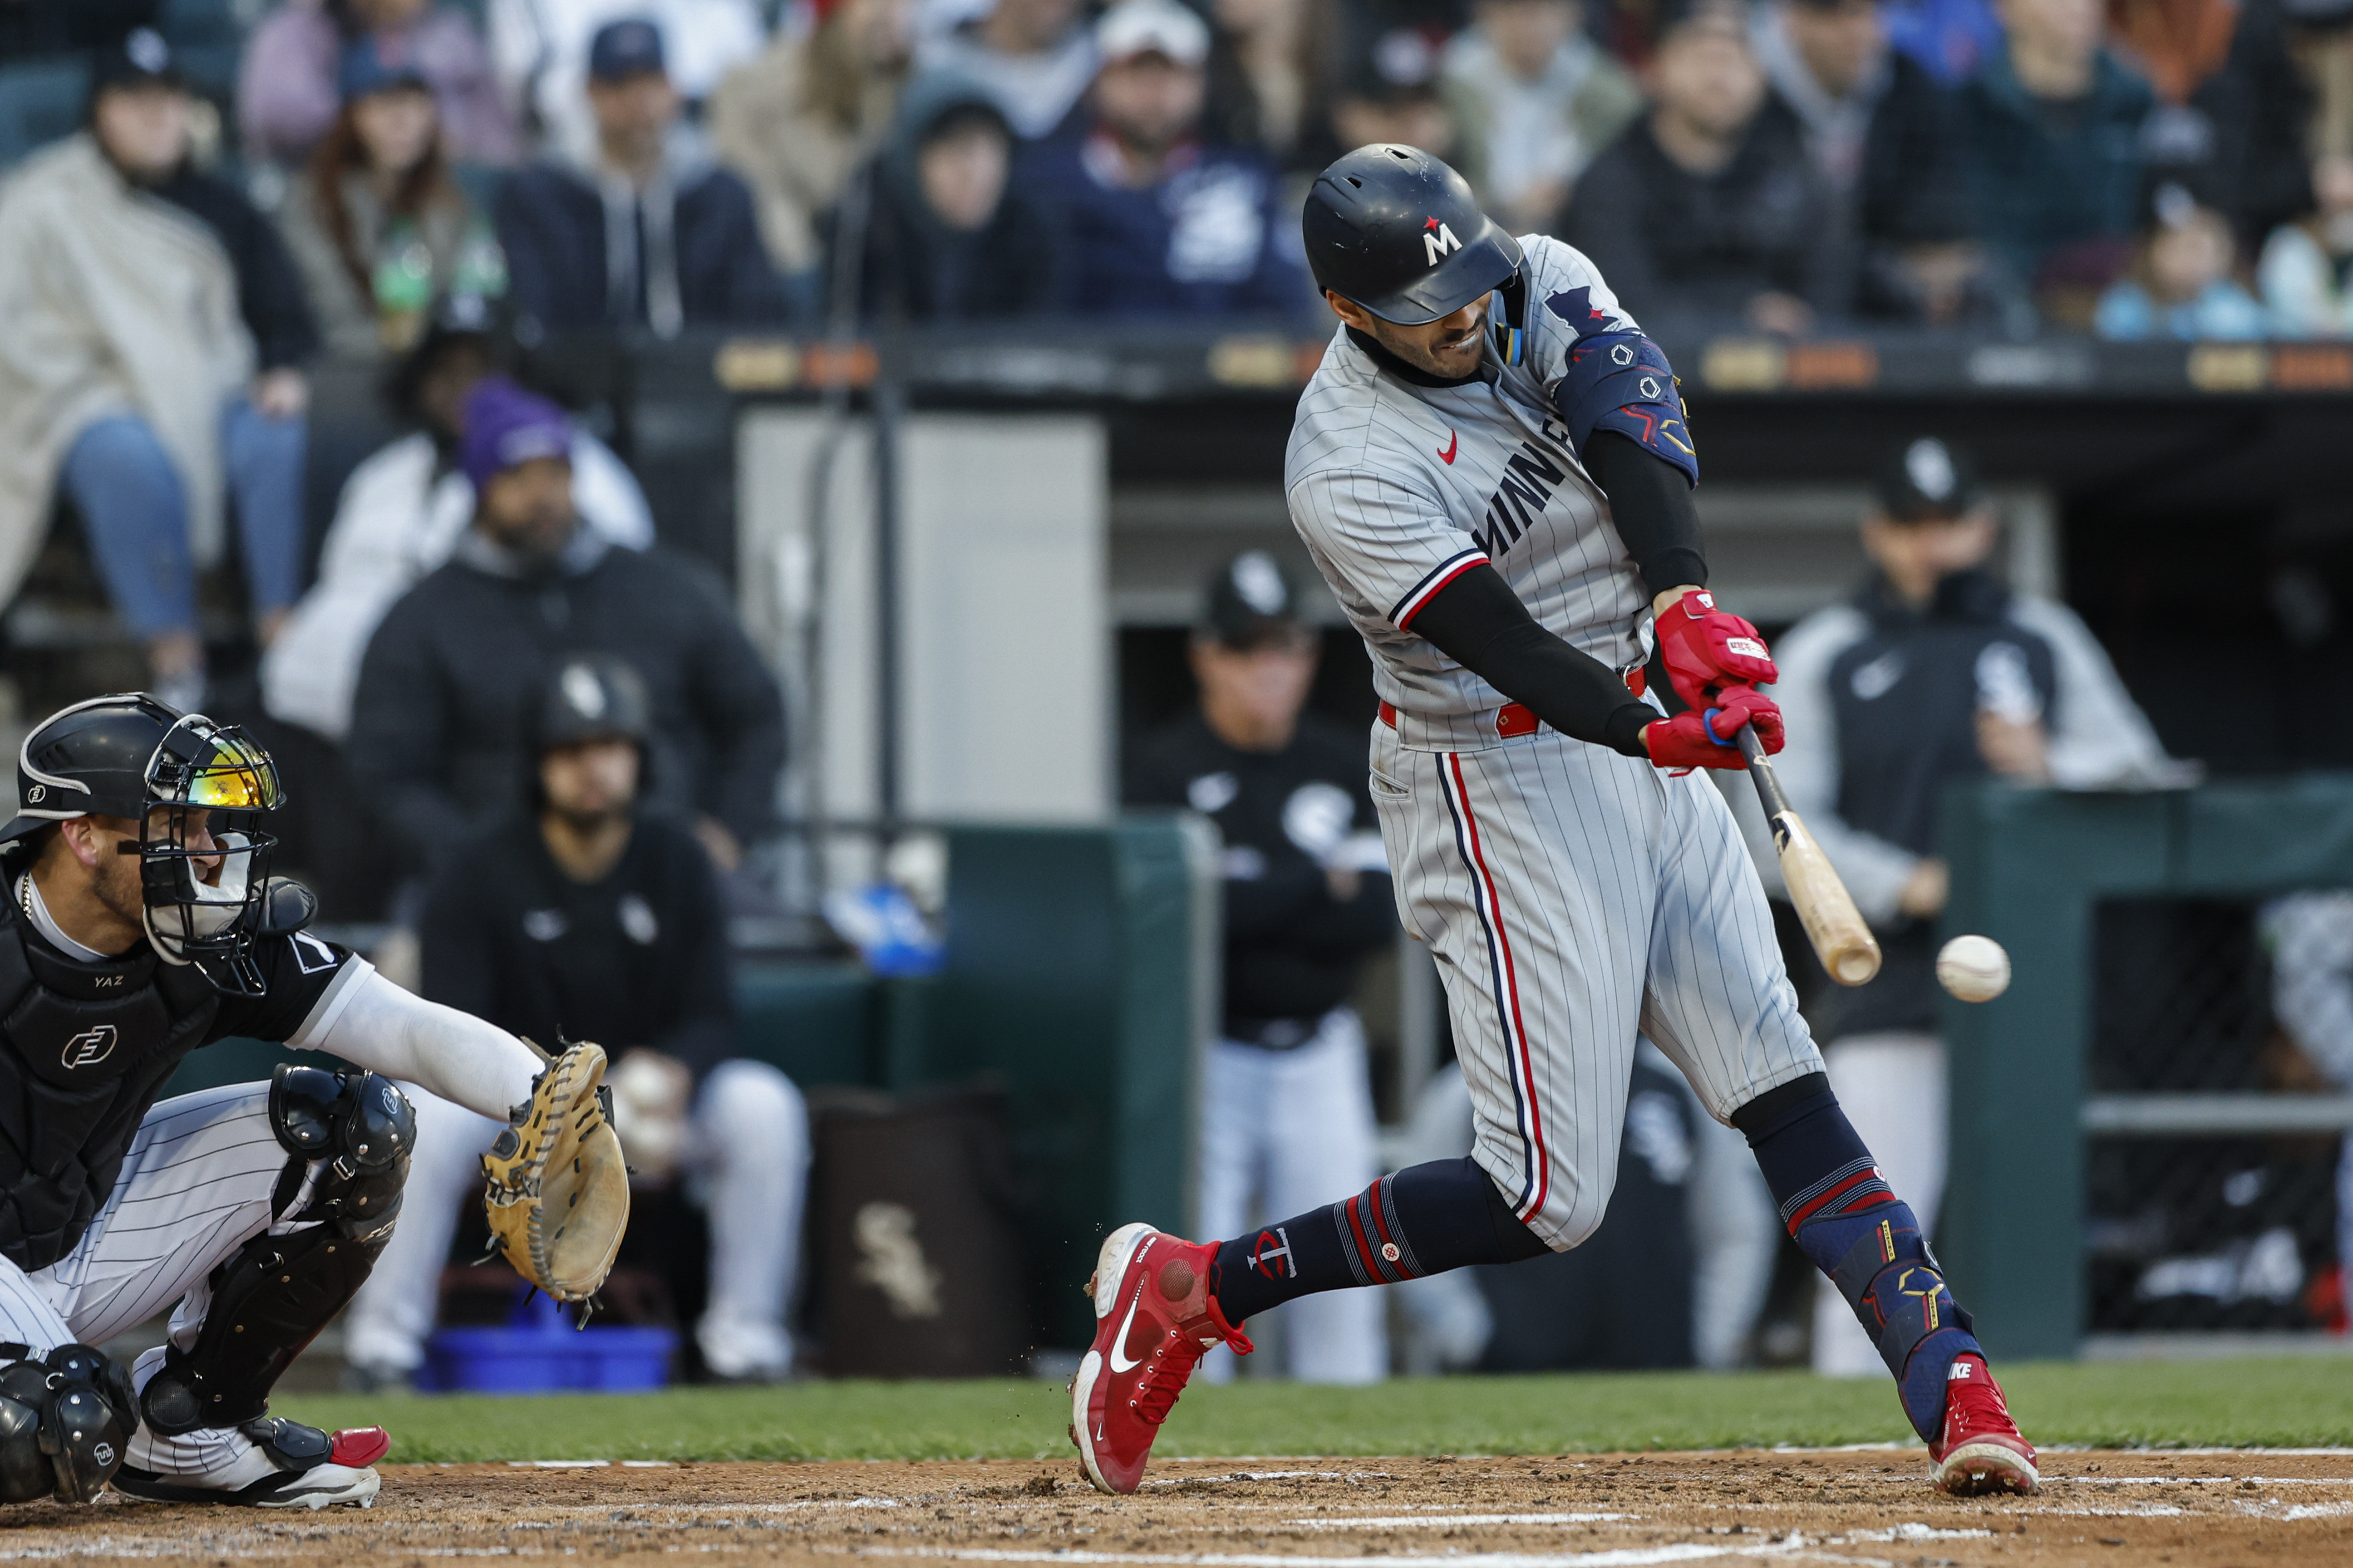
1937, 935, 2011, 1002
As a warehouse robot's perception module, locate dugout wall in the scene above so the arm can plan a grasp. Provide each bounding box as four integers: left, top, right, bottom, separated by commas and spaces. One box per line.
1941, 776, 2353, 1359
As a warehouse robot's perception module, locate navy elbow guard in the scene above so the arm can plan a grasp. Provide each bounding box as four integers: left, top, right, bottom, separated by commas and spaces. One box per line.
1550, 327, 1697, 487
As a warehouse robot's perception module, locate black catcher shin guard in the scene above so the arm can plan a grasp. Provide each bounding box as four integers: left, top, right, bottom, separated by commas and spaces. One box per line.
141, 1069, 414, 1437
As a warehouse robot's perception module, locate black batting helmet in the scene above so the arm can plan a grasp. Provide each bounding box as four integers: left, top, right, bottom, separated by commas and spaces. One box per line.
1302, 144, 1528, 360
534, 655, 652, 752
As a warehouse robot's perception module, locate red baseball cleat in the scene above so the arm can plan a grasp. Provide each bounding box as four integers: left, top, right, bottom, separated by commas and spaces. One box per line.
1070, 1223, 1252, 1495
1928, 1355, 2038, 1496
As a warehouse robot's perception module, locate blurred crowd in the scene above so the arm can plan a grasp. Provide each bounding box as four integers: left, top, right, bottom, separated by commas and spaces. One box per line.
9, 0, 2353, 345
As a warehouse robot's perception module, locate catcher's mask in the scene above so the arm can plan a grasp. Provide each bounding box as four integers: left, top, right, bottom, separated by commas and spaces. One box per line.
3, 694, 286, 995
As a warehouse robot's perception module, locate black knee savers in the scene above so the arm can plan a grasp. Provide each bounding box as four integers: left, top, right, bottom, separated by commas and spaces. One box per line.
140, 1067, 414, 1438
0, 1344, 137, 1503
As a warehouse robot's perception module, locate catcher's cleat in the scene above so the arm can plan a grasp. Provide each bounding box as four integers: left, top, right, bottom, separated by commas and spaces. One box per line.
113, 1417, 386, 1509
1927, 1355, 2038, 1496
1071, 1223, 1251, 1495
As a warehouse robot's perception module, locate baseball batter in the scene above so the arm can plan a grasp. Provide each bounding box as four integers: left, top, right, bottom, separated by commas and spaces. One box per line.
1073, 145, 2038, 1499
0, 693, 622, 1508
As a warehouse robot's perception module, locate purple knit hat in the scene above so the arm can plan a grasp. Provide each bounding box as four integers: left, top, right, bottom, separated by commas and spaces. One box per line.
459, 378, 572, 492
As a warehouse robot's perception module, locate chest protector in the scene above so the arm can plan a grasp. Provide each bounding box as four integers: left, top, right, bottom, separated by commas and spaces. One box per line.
0, 912, 221, 1272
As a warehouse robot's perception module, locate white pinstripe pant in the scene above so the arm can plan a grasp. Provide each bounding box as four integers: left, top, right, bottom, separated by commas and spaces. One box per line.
1370, 721, 1824, 1250
0, 1083, 312, 1357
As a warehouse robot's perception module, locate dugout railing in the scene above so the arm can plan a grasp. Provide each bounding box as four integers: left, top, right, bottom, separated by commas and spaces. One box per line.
1941, 775, 2353, 1359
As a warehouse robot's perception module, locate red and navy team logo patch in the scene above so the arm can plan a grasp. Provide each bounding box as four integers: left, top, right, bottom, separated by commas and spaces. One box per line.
1250, 1227, 1295, 1280
1544, 285, 1619, 339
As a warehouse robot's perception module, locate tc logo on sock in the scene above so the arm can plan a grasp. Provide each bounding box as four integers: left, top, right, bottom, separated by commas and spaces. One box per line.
1251, 1227, 1295, 1279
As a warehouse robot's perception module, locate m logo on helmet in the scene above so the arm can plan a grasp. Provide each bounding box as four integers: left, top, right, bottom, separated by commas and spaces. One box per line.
1423, 221, 1462, 266
61, 1026, 117, 1070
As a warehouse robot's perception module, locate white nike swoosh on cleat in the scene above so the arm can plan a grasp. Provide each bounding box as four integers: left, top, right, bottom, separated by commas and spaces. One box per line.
1106, 1277, 1148, 1373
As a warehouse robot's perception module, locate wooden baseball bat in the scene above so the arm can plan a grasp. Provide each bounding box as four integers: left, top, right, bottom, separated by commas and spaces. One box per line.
1735, 726, 1882, 987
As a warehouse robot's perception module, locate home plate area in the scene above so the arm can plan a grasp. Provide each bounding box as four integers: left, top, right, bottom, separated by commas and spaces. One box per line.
5, 1452, 2349, 1565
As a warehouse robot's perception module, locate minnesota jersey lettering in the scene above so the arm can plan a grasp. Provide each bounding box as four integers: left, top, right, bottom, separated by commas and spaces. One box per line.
1476, 441, 1568, 557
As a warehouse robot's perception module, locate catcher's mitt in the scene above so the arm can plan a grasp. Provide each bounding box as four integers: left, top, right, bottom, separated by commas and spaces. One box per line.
482, 1040, 630, 1303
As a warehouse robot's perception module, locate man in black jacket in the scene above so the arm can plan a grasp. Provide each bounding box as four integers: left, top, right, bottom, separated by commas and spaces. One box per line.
1560, 0, 1842, 332
348, 378, 784, 882
1123, 553, 1397, 1383
1752, 0, 2017, 322
495, 18, 787, 339
344, 656, 807, 1385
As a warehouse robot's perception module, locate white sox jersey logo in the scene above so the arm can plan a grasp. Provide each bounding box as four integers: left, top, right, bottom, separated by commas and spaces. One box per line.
61, 1025, 118, 1070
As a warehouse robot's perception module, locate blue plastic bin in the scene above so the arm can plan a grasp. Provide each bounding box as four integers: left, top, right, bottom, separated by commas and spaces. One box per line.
415, 1293, 676, 1393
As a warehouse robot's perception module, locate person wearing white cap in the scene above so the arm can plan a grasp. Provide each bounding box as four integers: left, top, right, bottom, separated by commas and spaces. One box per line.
1019, 0, 1311, 315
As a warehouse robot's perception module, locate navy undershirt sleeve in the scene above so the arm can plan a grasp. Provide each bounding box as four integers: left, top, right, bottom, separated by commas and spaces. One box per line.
1408, 565, 1657, 758
1583, 431, 1708, 598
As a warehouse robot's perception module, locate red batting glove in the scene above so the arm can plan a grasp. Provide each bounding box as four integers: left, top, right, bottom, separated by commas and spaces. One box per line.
1642, 688, 1784, 772
1655, 589, 1779, 713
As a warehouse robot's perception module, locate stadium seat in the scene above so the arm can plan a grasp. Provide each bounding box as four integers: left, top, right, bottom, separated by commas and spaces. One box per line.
0, 58, 92, 172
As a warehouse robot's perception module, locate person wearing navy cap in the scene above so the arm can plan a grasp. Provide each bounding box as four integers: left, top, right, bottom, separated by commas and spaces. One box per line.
276, 34, 501, 358
1122, 552, 1398, 1385
1759, 436, 2181, 1377
494, 16, 789, 337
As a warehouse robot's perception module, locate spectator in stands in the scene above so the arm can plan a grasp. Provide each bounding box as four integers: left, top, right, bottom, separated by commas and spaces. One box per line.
0, 30, 315, 714
489, 0, 766, 161
345, 655, 808, 1388
913, 0, 1099, 139
1329, 26, 1458, 160
262, 303, 653, 748
1761, 436, 2180, 1379
240, 0, 516, 169
710, 0, 918, 303
1562, 0, 1842, 333
277, 41, 505, 360
845, 77, 1054, 318
1754, 0, 2012, 322
1201, 0, 1334, 169
496, 19, 788, 338
2111, 0, 2309, 246
1021, 0, 1309, 316
2095, 177, 2270, 337
1955, 0, 2151, 307
1441, 0, 1644, 236
349, 378, 784, 879
2260, 152, 2353, 335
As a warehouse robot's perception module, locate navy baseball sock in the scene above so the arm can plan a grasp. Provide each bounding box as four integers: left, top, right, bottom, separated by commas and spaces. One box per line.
1734, 1073, 1982, 1439
1209, 1156, 1548, 1324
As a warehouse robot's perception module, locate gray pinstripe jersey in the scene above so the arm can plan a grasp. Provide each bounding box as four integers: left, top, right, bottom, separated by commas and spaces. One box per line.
1285, 235, 1653, 751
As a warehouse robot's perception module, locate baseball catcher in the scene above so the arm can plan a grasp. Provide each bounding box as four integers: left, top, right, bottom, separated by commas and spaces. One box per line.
0, 693, 626, 1508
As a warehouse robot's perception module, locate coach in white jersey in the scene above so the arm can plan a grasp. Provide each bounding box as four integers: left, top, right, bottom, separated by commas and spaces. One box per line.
0, 695, 567, 1508
1072, 144, 2042, 1502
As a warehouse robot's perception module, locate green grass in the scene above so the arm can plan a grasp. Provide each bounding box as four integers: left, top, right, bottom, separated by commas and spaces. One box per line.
272, 1358, 2353, 1464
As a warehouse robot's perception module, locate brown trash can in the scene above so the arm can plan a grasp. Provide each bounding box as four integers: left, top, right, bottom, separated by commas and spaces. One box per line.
808, 1085, 1031, 1377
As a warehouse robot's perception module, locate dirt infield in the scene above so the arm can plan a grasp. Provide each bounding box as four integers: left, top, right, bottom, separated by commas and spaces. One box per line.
5, 1450, 2345, 1564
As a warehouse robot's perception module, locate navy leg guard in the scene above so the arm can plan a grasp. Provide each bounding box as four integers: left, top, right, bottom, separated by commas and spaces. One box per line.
1795, 1196, 1979, 1440
1737, 1076, 1982, 1440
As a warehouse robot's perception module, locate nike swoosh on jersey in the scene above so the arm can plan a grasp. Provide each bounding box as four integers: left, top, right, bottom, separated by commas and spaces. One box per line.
1106, 1251, 1153, 1372
1438, 431, 1458, 465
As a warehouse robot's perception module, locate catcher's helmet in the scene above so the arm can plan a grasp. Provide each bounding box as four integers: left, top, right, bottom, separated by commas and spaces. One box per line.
1302, 144, 1528, 361
3, 694, 289, 995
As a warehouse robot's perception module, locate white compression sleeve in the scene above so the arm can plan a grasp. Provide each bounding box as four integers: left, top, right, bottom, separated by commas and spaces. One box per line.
308, 969, 542, 1122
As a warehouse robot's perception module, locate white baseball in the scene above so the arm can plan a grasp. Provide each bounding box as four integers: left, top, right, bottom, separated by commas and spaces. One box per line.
1937, 934, 2011, 1003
